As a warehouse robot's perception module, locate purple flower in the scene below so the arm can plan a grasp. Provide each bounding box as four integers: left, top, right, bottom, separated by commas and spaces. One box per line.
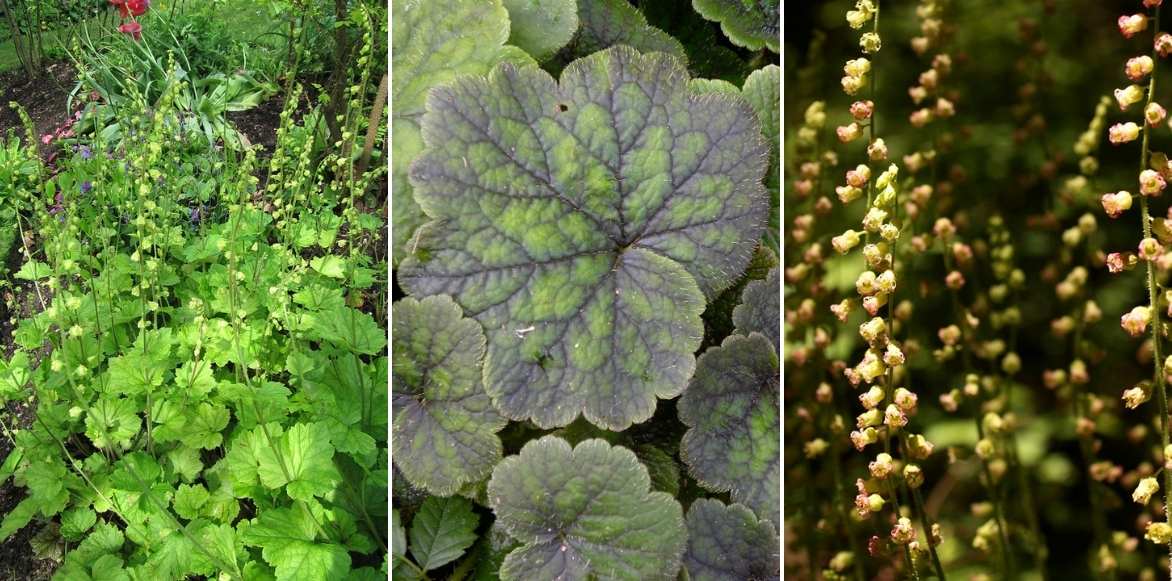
190, 206, 202, 225
80, 181, 92, 194
79, 145, 92, 160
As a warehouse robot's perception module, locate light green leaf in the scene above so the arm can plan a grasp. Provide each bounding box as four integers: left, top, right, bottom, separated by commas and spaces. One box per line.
241, 507, 351, 581
85, 396, 141, 450
174, 483, 211, 520
14, 260, 51, 280
504, 0, 578, 60
254, 422, 342, 501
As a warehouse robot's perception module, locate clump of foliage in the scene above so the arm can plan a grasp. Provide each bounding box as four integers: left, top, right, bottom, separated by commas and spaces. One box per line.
391, 0, 780, 578
0, 3, 388, 580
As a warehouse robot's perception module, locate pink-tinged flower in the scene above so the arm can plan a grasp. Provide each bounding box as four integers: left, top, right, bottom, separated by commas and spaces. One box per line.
1128, 56, 1156, 81
1148, 102, 1168, 126
794, 179, 813, 197
1120, 14, 1149, 38
850, 100, 874, 120
891, 518, 916, 545
908, 85, 927, 105
837, 122, 862, 143
1110, 122, 1141, 144
841, 75, 864, 95
846, 164, 872, 187
830, 300, 852, 321
1158, 33, 1172, 57
1102, 190, 1134, 217
1122, 305, 1152, 337
935, 98, 955, 118
945, 270, 965, 290
1107, 252, 1137, 273
933, 217, 956, 239
1142, 170, 1167, 196
909, 108, 933, 127
1115, 84, 1145, 110
836, 185, 862, 203
118, 21, 142, 40
832, 230, 862, 254
1140, 237, 1164, 260
867, 138, 888, 161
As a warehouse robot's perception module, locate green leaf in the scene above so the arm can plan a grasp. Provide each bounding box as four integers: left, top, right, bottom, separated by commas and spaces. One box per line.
400, 46, 768, 430
14, 260, 51, 280
391, 296, 505, 495
638, 0, 751, 84
679, 333, 779, 526
310, 255, 347, 279
391, 0, 534, 265
488, 436, 686, 580
312, 306, 387, 355
84, 396, 142, 450
691, 0, 778, 52
174, 483, 211, 520
682, 499, 779, 581
504, 0, 578, 61
408, 496, 479, 571
241, 507, 351, 581
254, 422, 342, 501
60, 507, 97, 541
741, 65, 779, 253
565, 0, 687, 65
732, 266, 779, 352
0, 497, 37, 541
635, 444, 680, 496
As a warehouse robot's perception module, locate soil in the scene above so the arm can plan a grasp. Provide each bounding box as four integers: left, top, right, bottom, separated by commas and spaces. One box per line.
0, 62, 77, 145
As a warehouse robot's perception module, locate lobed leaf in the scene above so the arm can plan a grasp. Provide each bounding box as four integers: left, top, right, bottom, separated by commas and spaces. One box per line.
566, 0, 687, 65
400, 46, 768, 430
391, 295, 506, 495
691, 0, 779, 52
391, 0, 533, 265
487, 436, 687, 580
732, 265, 779, 352
678, 333, 779, 525
741, 65, 779, 253
682, 499, 779, 581
504, 0, 579, 61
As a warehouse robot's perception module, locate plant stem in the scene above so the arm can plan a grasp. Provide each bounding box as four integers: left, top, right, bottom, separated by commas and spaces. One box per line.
1138, 6, 1172, 576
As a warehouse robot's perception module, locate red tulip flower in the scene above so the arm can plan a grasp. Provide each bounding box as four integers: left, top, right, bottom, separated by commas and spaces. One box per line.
119, 21, 142, 40
127, 0, 149, 16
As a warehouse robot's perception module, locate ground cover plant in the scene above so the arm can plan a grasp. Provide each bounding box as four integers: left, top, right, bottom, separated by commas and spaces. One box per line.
0, 0, 388, 578
779, 0, 1172, 579
391, 0, 781, 579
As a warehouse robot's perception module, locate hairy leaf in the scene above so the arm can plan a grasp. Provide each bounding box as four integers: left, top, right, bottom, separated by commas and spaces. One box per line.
408, 496, 480, 571
400, 46, 768, 430
391, 0, 532, 264
391, 295, 505, 495
683, 499, 779, 581
691, 0, 779, 52
504, 0, 579, 61
742, 65, 779, 252
488, 436, 686, 580
566, 0, 686, 65
732, 266, 779, 351
678, 333, 779, 525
